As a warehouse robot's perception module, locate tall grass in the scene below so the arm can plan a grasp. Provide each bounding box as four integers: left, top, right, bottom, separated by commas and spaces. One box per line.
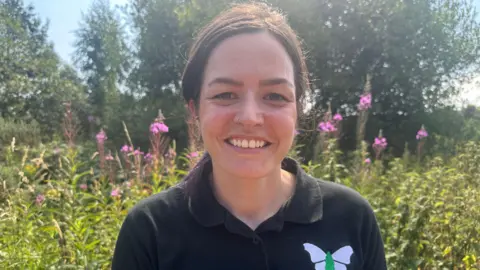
0, 107, 479, 269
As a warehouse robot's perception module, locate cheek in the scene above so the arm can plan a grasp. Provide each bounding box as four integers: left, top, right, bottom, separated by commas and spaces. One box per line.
199, 105, 235, 137
265, 106, 297, 139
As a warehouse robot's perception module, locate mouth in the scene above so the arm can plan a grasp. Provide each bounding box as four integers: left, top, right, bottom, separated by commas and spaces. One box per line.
225, 137, 272, 149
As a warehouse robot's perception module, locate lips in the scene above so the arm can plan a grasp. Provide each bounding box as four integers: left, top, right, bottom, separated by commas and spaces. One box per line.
225, 138, 271, 149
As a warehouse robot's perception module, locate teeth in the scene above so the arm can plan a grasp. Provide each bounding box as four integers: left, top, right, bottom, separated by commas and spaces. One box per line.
241, 140, 248, 148
228, 138, 268, 149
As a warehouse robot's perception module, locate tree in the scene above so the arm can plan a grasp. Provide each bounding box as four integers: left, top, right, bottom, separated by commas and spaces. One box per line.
73, 0, 131, 138
266, 0, 480, 157
0, 0, 86, 137
123, 0, 192, 153
120, 0, 480, 157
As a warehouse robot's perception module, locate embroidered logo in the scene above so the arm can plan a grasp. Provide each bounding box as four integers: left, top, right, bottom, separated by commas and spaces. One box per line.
303, 243, 354, 270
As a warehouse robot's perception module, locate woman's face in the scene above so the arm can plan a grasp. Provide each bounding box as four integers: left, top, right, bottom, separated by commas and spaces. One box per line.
197, 32, 297, 179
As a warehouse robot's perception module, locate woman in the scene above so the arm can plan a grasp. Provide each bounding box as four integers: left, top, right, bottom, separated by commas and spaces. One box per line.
112, 2, 387, 269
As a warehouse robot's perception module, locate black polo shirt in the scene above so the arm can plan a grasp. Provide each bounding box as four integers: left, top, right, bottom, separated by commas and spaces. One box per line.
111, 157, 387, 270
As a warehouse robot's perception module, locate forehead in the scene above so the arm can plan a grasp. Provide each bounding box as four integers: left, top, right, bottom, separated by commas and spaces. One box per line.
203, 32, 294, 83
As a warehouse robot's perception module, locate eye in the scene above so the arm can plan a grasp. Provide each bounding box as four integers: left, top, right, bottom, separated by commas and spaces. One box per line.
265, 93, 288, 102
212, 92, 237, 100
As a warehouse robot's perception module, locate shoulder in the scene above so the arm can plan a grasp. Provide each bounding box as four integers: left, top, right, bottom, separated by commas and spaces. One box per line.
112, 184, 187, 268
125, 183, 188, 226
314, 177, 376, 222
318, 179, 370, 206
128, 182, 187, 218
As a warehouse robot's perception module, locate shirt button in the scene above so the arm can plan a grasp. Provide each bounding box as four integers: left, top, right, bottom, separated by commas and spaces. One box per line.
252, 236, 260, 244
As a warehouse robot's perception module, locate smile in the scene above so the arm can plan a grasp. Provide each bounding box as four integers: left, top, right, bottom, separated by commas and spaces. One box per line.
225, 138, 271, 149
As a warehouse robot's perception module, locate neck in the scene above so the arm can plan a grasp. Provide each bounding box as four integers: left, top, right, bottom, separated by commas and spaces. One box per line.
210, 165, 296, 230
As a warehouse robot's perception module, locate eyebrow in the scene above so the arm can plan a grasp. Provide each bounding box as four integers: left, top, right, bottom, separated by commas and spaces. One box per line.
207, 77, 294, 88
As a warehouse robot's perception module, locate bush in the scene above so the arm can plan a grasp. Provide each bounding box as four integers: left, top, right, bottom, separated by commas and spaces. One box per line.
0, 117, 42, 149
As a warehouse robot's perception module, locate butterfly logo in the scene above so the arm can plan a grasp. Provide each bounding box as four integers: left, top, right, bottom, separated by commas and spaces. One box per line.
303, 243, 354, 270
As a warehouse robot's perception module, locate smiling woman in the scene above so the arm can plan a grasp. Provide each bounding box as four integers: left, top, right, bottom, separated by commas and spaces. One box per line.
111, 2, 387, 270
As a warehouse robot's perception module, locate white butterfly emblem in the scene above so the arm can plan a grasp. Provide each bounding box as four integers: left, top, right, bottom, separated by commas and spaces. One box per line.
303, 243, 354, 270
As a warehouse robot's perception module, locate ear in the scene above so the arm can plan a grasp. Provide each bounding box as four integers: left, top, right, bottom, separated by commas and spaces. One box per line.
188, 99, 197, 118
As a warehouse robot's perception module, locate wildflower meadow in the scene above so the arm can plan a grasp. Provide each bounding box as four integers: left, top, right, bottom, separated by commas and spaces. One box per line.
1, 88, 479, 269
1, 0, 480, 269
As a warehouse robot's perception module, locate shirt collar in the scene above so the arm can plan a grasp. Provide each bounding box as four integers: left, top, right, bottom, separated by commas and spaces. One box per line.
186, 157, 324, 229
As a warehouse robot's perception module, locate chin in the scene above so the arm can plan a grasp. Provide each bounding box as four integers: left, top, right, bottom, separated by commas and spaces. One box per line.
221, 158, 277, 179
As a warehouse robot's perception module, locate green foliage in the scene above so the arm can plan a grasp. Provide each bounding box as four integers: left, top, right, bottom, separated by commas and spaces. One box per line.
0, 141, 185, 268
0, 0, 87, 136
307, 142, 480, 269
73, 0, 131, 147
1, 135, 479, 268
0, 117, 42, 147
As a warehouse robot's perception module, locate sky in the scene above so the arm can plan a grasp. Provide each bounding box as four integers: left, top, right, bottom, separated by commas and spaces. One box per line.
28, 0, 480, 105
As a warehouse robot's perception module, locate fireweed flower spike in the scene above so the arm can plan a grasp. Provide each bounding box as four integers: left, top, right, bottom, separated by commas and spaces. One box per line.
318, 121, 337, 133
96, 129, 107, 171
150, 122, 169, 134
96, 129, 107, 143
144, 153, 153, 163
187, 151, 199, 159
333, 113, 343, 122
416, 125, 428, 140
120, 145, 132, 153
416, 125, 428, 158
358, 93, 372, 111
111, 188, 121, 197
150, 120, 169, 167
372, 130, 388, 160
36, 194, 45, 205
373, 137, 388, 149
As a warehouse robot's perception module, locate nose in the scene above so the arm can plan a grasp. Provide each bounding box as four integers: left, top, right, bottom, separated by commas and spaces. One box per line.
235, 92, 264, 127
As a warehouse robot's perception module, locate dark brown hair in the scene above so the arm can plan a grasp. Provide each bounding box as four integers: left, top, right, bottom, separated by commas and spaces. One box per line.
180, 2, 310, 189
182, 1, 310, 108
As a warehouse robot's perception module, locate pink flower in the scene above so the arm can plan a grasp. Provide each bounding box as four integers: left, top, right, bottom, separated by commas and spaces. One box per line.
111, 188, 121, 197
80, 184, 88, 190
416, 127, 428, 140
133, 149, 144, 156
120, 145, 132, 153
96, 129, 107, 143
358, 93, 372, 111
150, 122, 169, 134
187, 151, 199, 159
373, 137, 388, 150
318, 121, 337, 133
36, 194, 45, 205
105, 154, 114, 161
333, 113, 343, 121
144, 153, 153, 162
364, 158, 371, 164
